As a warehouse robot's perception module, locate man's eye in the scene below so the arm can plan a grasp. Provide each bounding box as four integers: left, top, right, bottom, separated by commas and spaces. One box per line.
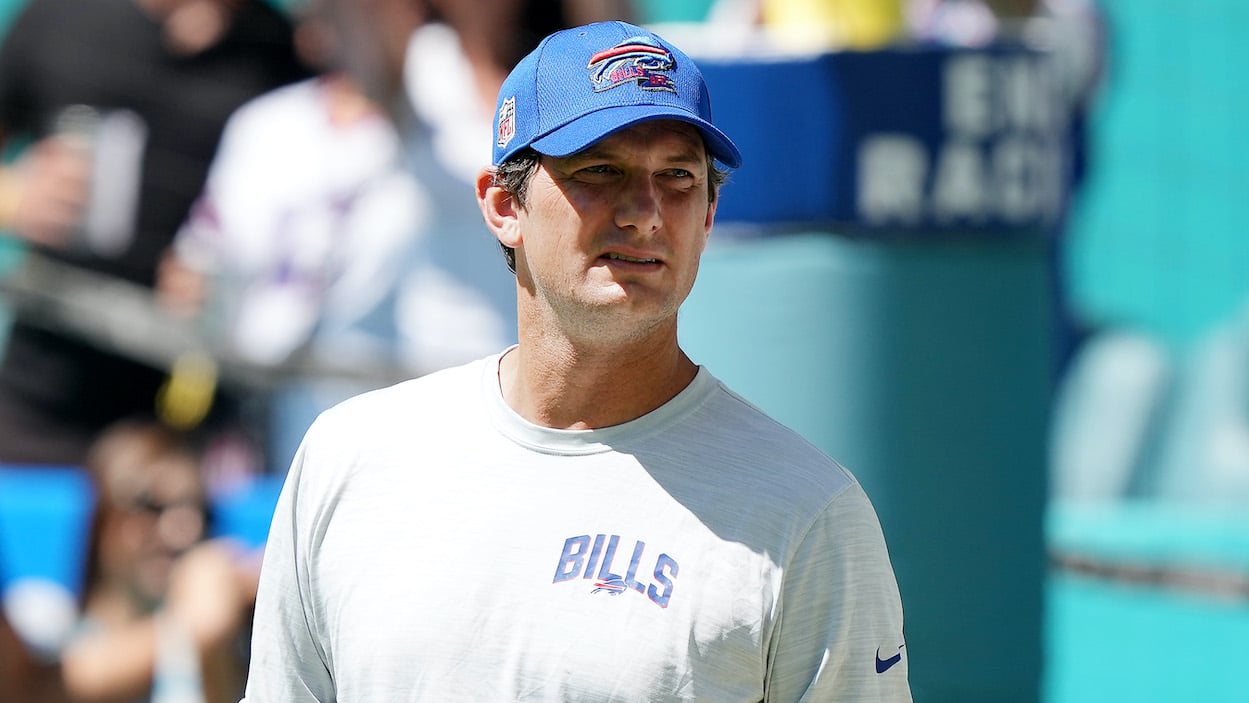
571, 165, 621, 184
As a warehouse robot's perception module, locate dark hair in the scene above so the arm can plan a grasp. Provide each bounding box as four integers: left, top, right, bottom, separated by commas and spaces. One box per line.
489, 148, 729, 274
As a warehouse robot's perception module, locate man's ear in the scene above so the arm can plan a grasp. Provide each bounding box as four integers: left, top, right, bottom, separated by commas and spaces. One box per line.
702, 191, 718, 248
476, 169, 521, 249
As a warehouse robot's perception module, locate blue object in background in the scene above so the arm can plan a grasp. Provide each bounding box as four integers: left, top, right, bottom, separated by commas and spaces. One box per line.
0, 466, 94, 596
0, 466, 285, 596
700, 44, 1071, 234
209, 473, 285, 550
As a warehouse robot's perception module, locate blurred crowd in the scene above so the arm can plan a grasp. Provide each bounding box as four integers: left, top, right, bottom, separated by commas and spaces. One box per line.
0, 0, 1105, 701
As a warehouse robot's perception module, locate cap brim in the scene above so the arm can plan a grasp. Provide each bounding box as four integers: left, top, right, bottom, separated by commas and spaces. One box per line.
529, 105, 742, 169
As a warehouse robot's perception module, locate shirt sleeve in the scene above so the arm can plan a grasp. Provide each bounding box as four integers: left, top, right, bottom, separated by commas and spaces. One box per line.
241, 431, 337, 702
764, 481, 912, 703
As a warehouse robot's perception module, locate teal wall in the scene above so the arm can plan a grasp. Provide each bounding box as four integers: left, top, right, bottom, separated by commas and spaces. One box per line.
0, 0, 22, 30
634, 0, 717, 23
1066, 0, 1249, 349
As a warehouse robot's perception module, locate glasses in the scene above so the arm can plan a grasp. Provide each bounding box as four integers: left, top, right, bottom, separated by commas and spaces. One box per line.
120, 493, 209, 518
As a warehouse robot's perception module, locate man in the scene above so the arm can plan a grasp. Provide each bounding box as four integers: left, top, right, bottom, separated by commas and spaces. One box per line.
244, 21, 910, 702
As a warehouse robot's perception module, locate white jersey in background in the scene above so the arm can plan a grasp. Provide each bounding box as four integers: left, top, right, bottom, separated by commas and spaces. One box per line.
173, 76, 421, 367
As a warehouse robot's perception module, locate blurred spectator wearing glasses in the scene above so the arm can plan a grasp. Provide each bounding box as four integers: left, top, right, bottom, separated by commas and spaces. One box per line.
55, 418, 258, 703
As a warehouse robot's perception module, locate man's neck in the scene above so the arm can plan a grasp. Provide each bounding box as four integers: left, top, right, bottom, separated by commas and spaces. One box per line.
499, 330, 698, 430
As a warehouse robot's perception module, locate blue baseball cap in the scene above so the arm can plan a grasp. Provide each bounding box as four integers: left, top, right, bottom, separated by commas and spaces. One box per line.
491, 21, 742, 169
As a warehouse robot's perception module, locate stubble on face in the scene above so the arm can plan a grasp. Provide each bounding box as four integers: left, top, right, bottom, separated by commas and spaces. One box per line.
514, 121, 715, 349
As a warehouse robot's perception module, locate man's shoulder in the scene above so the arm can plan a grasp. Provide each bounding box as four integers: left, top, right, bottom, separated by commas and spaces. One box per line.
703, 378, 843, 459
685, 374, 857, 495
645, 373, 870, 548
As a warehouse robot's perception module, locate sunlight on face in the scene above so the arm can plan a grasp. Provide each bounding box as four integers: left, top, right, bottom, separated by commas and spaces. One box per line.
515, 120, 716, 344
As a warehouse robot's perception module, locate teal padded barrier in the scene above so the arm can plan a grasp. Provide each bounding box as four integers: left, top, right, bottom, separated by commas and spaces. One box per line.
1045, 501, 1249, 702
0, 0, 24, 32
681, 231, 1055, 702
0, 236, 20, 352
1067, 0, 1249, 347
1049, 500, 1249, 572
1046, 573, 1249, 703
635, 0, 717, 24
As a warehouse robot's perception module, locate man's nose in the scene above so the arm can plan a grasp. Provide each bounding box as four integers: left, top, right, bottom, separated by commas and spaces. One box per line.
614, 175, 662, 233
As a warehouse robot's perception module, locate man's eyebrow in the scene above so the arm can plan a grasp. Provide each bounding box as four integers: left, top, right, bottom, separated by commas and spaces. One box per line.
565, 143, 706, 167
665, 147, 706, 167
565, 144, 614, 163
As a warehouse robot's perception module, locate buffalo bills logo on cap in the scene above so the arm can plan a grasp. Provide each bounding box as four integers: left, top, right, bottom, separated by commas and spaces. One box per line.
587, 37, 676, 94
496, 96, 516, 150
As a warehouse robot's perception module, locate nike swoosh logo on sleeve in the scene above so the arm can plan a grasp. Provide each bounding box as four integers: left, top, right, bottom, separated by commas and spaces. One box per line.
875, 645, 904, 674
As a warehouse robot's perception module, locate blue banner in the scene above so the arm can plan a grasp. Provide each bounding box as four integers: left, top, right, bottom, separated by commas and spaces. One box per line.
699, 43, 1075, 234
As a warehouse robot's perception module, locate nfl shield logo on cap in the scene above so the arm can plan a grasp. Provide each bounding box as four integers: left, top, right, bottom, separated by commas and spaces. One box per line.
496, 96, 516, 150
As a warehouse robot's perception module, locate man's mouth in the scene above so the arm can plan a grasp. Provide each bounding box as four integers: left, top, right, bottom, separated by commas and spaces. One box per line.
603, 252, 659, 264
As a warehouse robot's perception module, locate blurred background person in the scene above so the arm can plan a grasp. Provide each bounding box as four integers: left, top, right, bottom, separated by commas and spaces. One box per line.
160, 0, 422, 372
314, 0, 634, 469
158, 0, 427, 474
328, 0, 635, 378
159, 0, 635, 474
58, 418, 257, 703
0, 0, 310, 466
